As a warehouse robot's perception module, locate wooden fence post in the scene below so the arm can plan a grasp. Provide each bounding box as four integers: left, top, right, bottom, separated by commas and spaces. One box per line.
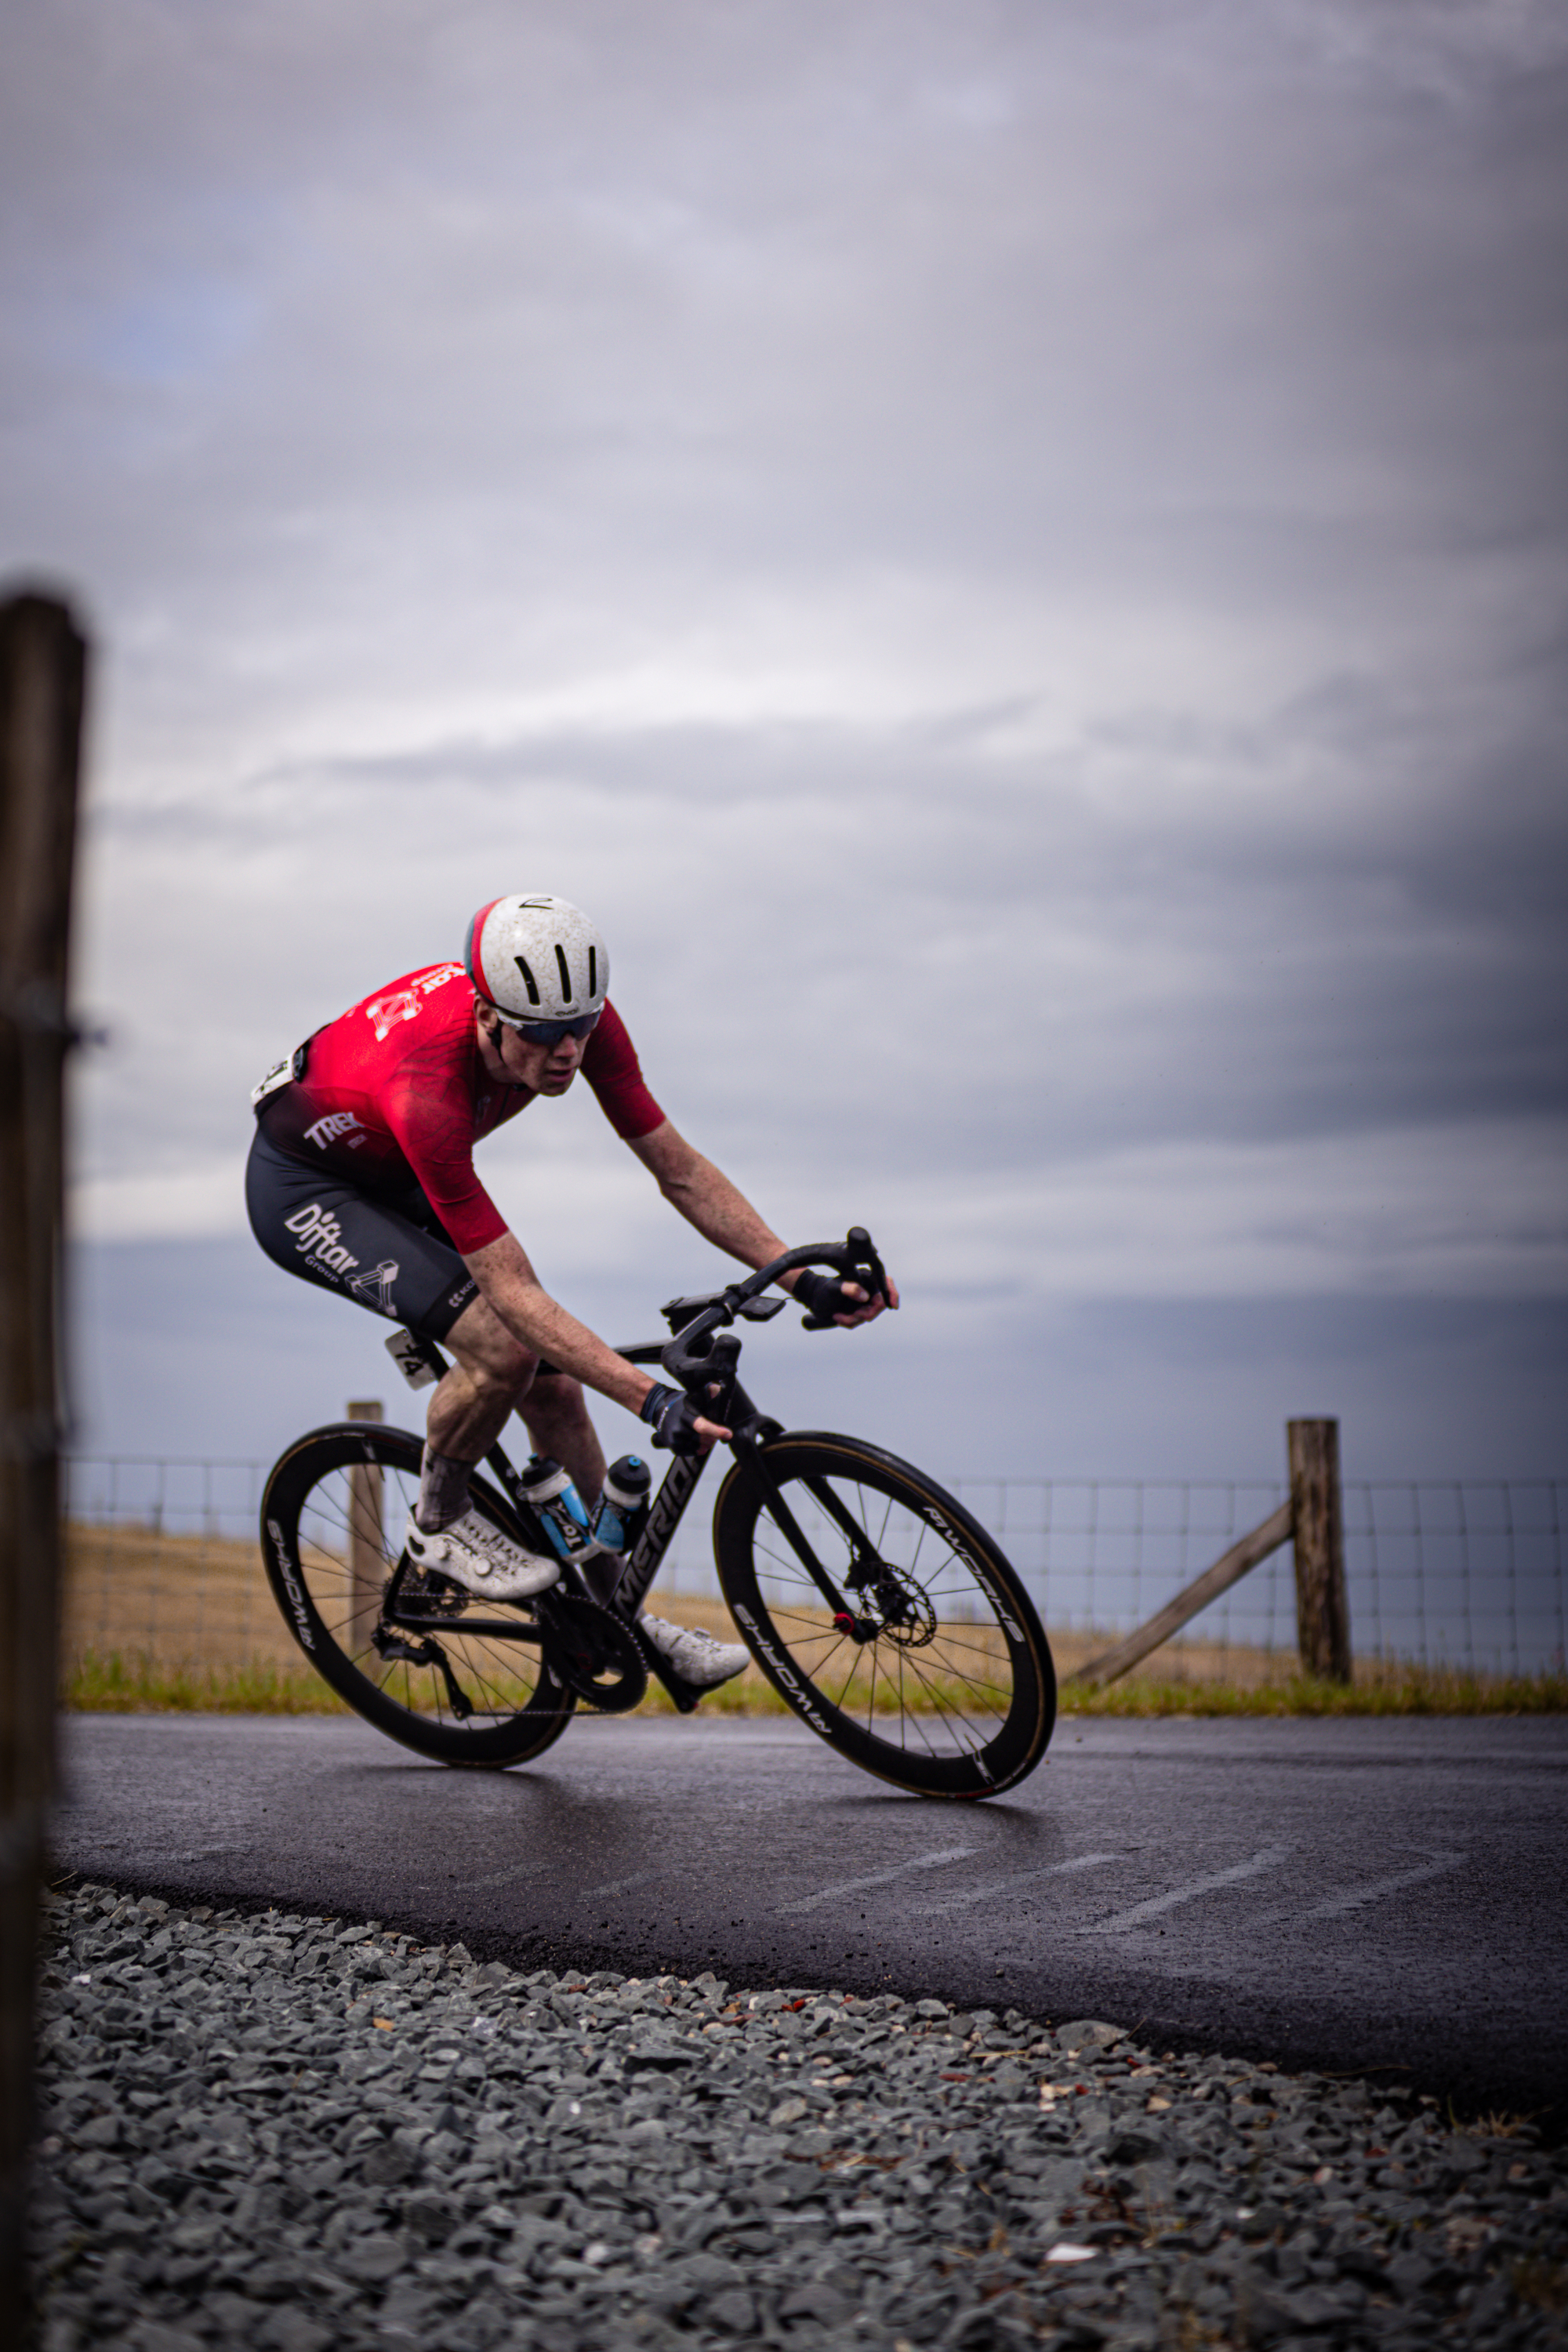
347, 1402, 385, 1653
0, 590, 86, 2336
1288, 1417, 1351, 1682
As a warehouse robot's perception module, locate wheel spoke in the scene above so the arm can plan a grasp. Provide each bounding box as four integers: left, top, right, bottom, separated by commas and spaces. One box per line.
263, 1434, 571, 1761
720, 1439, 1051, 1793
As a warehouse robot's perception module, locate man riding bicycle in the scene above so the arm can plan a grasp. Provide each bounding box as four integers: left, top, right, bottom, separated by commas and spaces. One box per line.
247, 893, 897, 1690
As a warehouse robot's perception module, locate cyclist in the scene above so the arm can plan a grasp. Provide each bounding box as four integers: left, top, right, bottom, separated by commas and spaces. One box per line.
246, 893, 897, 1688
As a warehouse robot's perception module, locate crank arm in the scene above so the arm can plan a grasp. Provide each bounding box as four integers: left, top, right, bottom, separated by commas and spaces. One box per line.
630, 1619, 706, 1718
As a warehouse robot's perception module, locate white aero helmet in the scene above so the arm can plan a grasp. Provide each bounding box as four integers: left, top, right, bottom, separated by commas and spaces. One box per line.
464, 895, 609, 1030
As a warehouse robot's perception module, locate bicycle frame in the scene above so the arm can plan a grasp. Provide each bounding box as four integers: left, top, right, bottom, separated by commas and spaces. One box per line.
379, 1227, 894, 1714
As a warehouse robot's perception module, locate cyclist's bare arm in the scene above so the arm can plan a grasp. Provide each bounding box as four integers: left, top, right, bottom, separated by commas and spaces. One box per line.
461, 1232, 678, 1420
460, 1232, 731, 1450
460, 1120, 896, 1443
626, 1120, 899, 1325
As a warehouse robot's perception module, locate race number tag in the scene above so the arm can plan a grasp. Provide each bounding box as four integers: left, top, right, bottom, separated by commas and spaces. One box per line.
249, 1040, 310, 1109
385, 1327, 441, 1391
249, 1057, 292, 1109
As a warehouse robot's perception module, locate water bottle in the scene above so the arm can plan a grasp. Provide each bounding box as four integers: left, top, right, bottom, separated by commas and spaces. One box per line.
590, 1454, 652, 1555
521, 1454, 593, 1562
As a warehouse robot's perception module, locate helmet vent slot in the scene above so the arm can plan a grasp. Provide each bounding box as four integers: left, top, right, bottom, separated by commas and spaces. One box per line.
513, 956, 542, 1007
588, 945, 597, 999
555, 944, 573, 1001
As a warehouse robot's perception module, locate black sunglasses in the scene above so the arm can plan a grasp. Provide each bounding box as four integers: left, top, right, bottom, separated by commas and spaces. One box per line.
494, 1009, 601, 1045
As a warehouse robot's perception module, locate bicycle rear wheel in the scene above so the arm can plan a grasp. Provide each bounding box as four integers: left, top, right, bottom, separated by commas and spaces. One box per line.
713, 1432, 1054, 1798
261, 1422, 574, 1766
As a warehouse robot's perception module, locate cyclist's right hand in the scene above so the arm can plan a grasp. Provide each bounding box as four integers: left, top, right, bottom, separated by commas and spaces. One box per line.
641, 1381, 731, 1454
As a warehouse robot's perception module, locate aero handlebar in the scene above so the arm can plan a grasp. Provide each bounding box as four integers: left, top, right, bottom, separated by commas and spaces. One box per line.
659, 1226, 890, 1392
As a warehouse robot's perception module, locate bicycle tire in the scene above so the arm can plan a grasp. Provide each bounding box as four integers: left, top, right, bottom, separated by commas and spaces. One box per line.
713, 1432, 1054, 1798
261, 1422, 575, 1767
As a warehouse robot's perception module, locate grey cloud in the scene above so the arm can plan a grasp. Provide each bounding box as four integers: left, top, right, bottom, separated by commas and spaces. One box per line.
4, 0, 1564, 1451
71, 678, 1566, 1195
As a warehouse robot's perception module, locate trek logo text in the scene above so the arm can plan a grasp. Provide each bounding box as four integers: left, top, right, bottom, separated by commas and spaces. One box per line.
304, 1110, 365, 1151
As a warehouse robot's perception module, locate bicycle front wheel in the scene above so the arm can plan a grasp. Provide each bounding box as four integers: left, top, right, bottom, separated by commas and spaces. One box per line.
713, 1432, 1054, 1798
261, 1423, 574, 1767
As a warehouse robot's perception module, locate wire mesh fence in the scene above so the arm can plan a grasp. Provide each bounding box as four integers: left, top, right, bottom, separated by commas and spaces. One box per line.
59, 1456, 1566, 1682
62, 1458, 281, 1675
944, 1479, 1567, 1679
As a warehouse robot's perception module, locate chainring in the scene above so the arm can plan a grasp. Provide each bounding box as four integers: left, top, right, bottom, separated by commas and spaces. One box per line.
535, 1590, 648, 1713
391, 1562, 472, 1620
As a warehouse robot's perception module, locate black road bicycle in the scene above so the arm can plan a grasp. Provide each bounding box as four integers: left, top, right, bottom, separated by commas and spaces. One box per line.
260, 1230, 1055, 1799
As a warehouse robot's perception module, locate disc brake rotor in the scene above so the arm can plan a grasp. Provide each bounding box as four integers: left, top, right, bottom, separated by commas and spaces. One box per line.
869, 1563, 938, 1648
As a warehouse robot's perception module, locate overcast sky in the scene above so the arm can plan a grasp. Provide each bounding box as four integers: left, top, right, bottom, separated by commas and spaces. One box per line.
5, 0, 1566, 1479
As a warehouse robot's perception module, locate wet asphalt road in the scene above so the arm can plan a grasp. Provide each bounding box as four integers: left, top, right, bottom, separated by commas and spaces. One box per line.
52, 1711, 1568, 2131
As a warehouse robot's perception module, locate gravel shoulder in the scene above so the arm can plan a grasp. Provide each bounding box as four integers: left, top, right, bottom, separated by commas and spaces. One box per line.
53, 1711, 1568, 2134
31, 1882, 1568, 2351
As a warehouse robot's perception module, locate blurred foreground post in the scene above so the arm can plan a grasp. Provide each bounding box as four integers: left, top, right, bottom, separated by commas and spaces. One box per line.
347, 1401, 385, 1653
0, 591, 87, 2332
1289, 1417, 1351, 1682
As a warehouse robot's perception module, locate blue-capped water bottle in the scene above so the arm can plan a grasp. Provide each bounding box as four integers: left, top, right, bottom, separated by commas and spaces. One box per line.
521, 1454, 593, 1562
590, 1454, 652, 1555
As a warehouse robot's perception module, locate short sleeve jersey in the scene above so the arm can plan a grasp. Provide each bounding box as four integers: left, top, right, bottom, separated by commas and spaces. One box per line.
258, 962, 665, 1254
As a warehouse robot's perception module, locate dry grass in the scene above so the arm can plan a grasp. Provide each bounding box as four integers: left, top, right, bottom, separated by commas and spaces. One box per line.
63, 1521, 302, 1677
60, 1521, 1568, 1717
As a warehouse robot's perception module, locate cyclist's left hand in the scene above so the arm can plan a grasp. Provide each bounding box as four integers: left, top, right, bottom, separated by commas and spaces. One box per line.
793, 1269, 900, 1327
833, 1273, 898, 1325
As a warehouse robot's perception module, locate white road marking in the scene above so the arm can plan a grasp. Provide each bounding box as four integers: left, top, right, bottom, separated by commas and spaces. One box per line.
450, 1860, 546, 1891
907, 1853, 1123, 1917
1305, 1852, 1468, 1918
583, 1868, 668, 1900
776, 1845, 979, 1916
1081, 1846, 1293, 1934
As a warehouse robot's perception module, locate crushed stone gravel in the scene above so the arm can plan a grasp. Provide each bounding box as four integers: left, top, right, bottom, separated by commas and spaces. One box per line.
27, 1880, 1568, 2350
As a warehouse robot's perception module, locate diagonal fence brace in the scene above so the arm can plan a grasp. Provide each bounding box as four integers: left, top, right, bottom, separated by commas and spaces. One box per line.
1064, 1498, 1295, 1690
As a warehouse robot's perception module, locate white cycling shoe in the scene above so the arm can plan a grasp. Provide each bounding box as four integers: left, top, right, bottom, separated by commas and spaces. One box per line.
639, 1614, 750, 1690
402, 1509, 561, 1603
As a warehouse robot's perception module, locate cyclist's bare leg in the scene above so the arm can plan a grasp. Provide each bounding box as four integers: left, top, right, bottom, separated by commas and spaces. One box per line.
427, 1294, 608, 1504
426, 1294, 535, 1465
519, 1370, 608, 1510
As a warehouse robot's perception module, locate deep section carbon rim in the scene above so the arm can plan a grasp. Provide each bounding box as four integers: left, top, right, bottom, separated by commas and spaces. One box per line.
713, 1432, 1054, 1797
260, 1422, 574, 1766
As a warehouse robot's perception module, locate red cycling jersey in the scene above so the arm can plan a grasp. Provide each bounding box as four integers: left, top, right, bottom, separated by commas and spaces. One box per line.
256, 962, 665, 1254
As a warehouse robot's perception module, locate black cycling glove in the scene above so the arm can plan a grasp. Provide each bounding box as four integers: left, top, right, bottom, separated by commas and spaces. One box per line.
641, 1381, 704, 1456
793, 1270, 872, 1326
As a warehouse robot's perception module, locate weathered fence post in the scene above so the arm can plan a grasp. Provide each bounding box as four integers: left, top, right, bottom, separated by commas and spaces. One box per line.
0, 590, 87, 2336
347, 1401, 385, 1653
1288, 1417, 1351, 1682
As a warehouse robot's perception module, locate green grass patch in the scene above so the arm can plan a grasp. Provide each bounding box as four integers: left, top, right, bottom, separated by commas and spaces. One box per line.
64, 1648, 350, 1715
1059, 1662, 1568, 1717
63, 1646, 1568, 1719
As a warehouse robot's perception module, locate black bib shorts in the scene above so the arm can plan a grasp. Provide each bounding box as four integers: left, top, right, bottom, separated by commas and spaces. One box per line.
246, 1121, 480, 1342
